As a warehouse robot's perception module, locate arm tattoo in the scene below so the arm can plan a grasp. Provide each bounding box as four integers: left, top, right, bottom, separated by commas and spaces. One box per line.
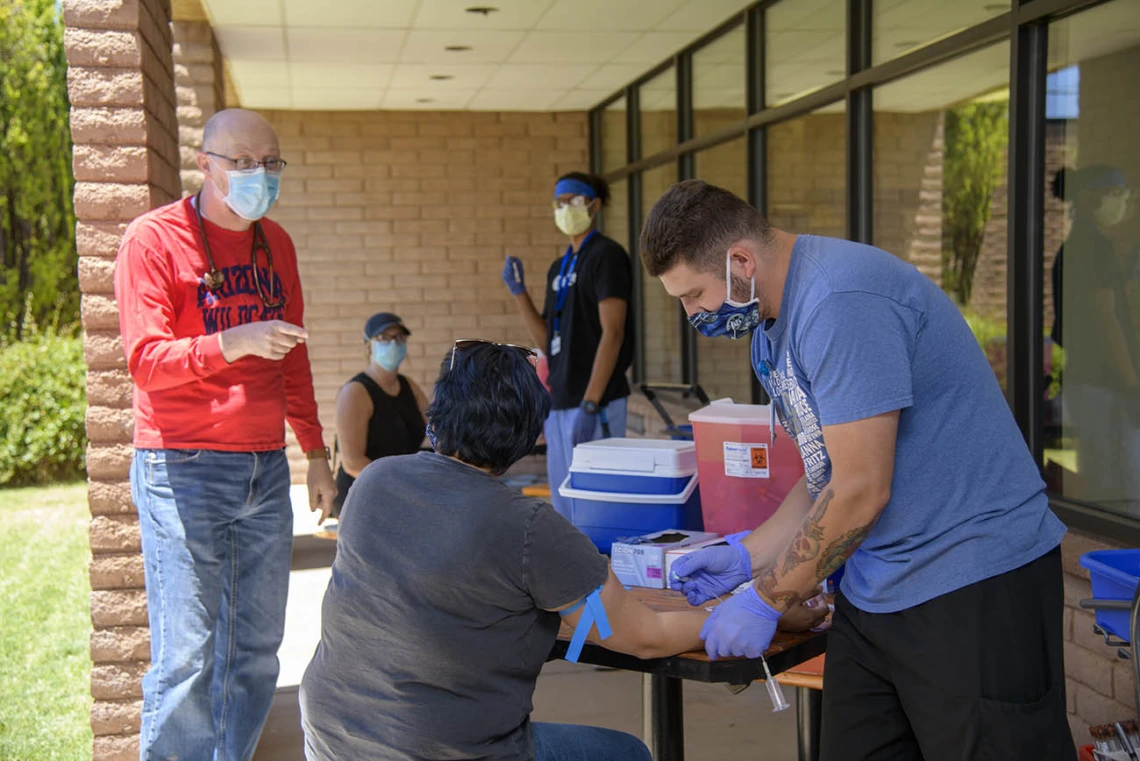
815, 524, 872, 579
780, 489, 834, 575
755, 565, 804, 610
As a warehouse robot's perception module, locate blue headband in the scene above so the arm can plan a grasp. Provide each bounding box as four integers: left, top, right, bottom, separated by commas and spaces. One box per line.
555, 178, 597, 200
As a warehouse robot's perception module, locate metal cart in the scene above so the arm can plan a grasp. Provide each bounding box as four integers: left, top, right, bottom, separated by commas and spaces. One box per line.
638, 383, 710, 440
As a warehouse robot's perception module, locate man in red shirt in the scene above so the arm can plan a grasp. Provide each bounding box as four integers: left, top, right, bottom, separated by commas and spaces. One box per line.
115, 108, 335, 761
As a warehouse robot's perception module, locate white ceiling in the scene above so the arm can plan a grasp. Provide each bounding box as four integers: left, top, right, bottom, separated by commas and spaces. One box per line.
205, 0, 757, 111
204, 0, 1140, 115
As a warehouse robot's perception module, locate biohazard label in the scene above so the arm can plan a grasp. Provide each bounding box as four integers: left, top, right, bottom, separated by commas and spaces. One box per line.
724, 442, 770, 478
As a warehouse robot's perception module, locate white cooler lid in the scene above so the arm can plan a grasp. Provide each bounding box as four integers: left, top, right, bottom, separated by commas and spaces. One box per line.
569, 438, 697, 476
688, 397, 772, 424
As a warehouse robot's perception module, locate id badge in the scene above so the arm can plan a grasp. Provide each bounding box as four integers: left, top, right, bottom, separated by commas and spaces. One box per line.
550, 334, 562, 356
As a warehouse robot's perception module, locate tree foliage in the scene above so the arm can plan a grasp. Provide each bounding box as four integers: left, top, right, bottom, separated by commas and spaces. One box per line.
941, 102, 1009, 307
0, 0, 77, 341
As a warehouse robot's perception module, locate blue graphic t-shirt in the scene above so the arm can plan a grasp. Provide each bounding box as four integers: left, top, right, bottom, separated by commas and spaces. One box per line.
753, 235, 1066, 613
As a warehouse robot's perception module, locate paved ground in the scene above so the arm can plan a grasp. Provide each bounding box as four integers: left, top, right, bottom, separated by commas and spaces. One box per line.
254, 486, 802, 761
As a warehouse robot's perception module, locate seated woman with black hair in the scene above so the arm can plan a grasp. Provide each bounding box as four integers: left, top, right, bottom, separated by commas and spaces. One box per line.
299, 339, 824, 761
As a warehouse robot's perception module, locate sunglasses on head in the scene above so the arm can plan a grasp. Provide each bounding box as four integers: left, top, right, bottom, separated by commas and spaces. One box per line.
450, 338, 537, 371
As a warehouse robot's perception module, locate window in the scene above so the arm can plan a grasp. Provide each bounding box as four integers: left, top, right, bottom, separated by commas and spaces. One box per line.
640, 67, 677, 159
768, 103, 847, 238
1042, 0, 1140, 519
693, 25, 746, 138
766, 0, 845, 107
640, 164, 682, 384
694, 136, 752, 403
872, 43, 1011, 389
873, 0, 1009, 65
601, 97, 627, 174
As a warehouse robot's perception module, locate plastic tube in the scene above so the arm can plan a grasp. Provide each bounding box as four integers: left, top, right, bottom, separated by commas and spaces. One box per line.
761, 657, 790, 712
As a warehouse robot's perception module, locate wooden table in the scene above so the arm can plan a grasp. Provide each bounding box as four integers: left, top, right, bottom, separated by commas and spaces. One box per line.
551, 588, 828, 761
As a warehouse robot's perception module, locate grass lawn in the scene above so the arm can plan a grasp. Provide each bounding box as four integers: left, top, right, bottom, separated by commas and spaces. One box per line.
0, 482, 92, 761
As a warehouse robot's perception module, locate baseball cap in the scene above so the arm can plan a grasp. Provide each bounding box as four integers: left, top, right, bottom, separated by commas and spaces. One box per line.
363, 312, 411, 340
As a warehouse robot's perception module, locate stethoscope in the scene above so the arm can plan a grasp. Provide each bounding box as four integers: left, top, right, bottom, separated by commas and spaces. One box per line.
193, 190, 285, 309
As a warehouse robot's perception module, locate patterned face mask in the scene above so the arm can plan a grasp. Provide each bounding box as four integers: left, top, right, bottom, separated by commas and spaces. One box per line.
687, 251, 761, 340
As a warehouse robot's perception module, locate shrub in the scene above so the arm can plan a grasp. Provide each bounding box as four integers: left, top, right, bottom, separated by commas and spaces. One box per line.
0, 330, 86, 486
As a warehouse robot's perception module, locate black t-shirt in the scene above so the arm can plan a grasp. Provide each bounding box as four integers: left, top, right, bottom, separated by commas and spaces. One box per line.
540, 231, 634, 410
300, 452, 609, 761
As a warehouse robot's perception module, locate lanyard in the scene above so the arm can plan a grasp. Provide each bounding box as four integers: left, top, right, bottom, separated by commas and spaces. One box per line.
552, 230, 596, 334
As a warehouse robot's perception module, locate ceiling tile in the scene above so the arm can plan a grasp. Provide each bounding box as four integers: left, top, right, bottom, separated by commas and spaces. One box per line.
381, 89, 475, 109
213, 25, 287, 60
289, 62, 394, 89
226, 59, 290, 88
290, 87, 384, 110
535, 0, 685, 31
283, 0, 418, 28
201, 0, 282, 27
576, 64, 646, 91
238, 86, 292, 109
388, 63, 500, 90
655, 0, 752, 32
400, 30, 526, 64
286, 28, 407, 64
485, 64, 598, 89
467, 89, 563, 111
609, 32, 694, 64
508, 31, 640, 63
412, 1, 555, 30
550, 89, 613, 110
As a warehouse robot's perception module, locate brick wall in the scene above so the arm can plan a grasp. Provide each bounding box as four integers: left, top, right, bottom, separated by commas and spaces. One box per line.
258, 109, 589, 474
172, 19, 223, 196
64, 0, 182, 757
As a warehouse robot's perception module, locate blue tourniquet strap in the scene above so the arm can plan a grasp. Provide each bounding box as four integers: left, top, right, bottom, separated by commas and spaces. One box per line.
563, 585, 610, 662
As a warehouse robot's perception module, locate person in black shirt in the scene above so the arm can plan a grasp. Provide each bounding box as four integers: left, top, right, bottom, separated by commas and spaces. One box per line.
502, 172, 635, 520
321, 312, 428, 538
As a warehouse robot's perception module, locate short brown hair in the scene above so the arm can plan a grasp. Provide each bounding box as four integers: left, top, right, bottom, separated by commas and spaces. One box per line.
640, 180, 771, 277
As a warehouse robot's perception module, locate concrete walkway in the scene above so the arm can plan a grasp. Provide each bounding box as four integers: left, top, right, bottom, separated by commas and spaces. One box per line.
256, 486, 802, 761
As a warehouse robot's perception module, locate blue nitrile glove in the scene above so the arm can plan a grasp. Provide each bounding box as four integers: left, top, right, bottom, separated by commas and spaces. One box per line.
701, 584, 782, 660
569, 407, 598, 447
669, 538, 752, 606
502, 256, 526, 296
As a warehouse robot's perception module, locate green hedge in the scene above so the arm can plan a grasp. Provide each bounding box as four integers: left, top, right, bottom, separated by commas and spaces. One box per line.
0, 332, 87, 486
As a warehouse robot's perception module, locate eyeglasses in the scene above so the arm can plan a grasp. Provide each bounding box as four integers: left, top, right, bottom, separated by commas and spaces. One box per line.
450, 338, 537, 371
206, 152, 287, 175
551, 195, 590, 210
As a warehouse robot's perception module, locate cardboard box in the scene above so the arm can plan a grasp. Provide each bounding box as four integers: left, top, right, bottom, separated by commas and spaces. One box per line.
664, 537, 731, 584
611, 530, 721, 589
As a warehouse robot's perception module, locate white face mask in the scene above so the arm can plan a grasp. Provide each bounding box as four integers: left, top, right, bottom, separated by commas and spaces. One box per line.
554, 205, 592, 237
1095, 193, 1129, 228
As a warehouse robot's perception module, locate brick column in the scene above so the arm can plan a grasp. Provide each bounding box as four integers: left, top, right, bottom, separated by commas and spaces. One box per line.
63, 1, 181, 759
173, 19, 224, 196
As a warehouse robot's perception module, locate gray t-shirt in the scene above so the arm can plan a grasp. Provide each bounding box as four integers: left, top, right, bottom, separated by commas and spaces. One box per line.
300, 451, 609, 761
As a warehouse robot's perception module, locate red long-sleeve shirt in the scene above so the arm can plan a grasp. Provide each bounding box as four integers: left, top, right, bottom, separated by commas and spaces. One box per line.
114, 197, 324, 453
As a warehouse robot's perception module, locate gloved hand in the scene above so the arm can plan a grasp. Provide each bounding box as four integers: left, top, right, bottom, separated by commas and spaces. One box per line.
669, 538, 752, 606
701, 584, 782, 660
502, 256, 526, 296
569, 407, 598, 446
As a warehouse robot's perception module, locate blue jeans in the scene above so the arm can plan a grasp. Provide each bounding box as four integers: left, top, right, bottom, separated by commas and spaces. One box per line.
545, 397, 628, 521
131, 448, 293, 761
533, 722, 651, 761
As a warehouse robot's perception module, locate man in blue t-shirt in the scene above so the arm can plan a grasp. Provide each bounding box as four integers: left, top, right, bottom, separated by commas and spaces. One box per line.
641, 180, 1074, 760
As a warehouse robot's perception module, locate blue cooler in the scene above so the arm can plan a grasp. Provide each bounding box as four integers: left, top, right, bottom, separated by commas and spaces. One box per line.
558, 438, 703, 553
1080, 549, 1140, 641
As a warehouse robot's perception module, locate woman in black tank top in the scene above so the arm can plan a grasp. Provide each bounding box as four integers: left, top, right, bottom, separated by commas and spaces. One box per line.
329, 312, 429, 524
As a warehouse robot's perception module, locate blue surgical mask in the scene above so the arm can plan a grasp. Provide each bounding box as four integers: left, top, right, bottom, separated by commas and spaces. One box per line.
220, 167, 280, 221
688, 250, 761, 339
371, 339, 407, 371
